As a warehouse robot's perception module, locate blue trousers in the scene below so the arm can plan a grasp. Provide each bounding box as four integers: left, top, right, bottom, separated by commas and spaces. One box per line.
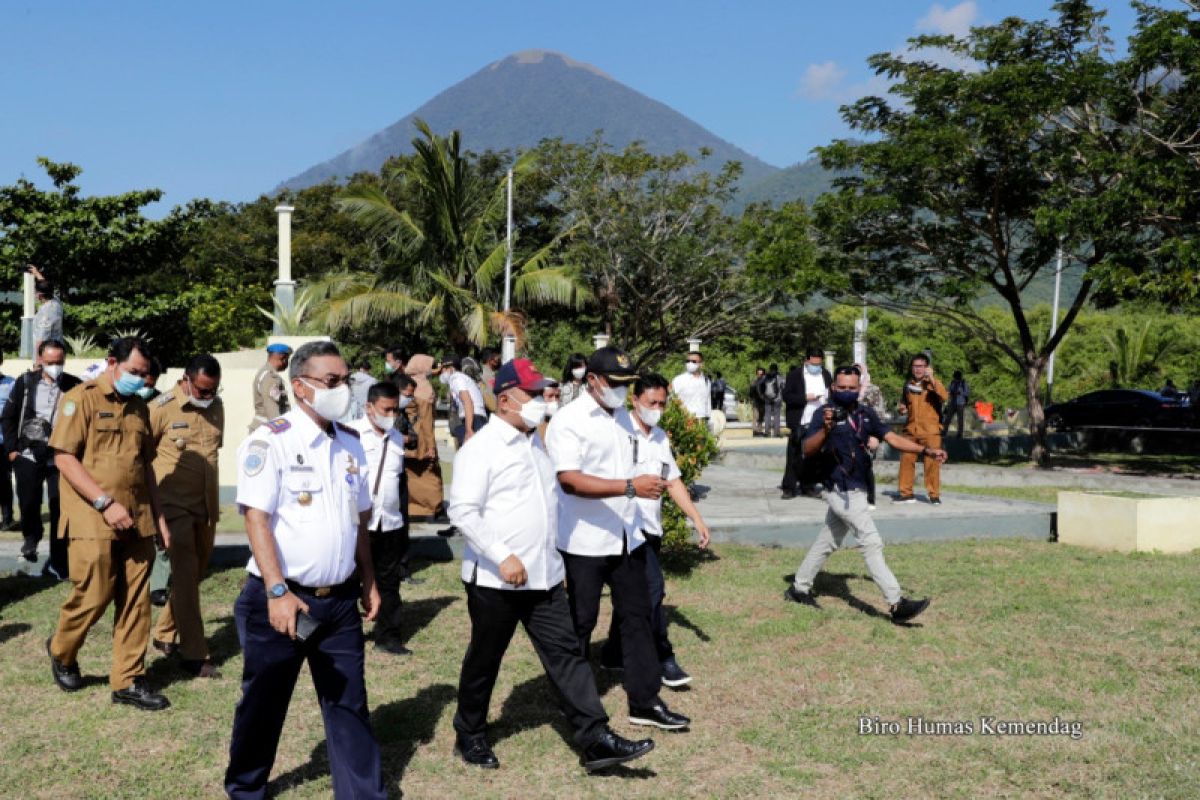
225, 578, 385, 800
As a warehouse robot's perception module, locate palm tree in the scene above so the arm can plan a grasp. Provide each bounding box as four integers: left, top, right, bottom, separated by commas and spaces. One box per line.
326, 120, 587, 350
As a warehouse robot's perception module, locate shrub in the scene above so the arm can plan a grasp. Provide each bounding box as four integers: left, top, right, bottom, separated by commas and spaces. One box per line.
657, 396, 720, 556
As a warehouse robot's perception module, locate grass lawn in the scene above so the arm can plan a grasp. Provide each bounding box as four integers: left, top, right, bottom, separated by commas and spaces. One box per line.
1, 539, 1198, 798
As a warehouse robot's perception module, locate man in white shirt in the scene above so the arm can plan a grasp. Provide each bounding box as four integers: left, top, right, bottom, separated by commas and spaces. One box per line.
440, 354, 487, 445
546, 347, 691, 732
601, 373, 711, 689
226, 341, 385, 800
351, 381, 411, 656
449, 358, 655, 773
670, 351, 710, 421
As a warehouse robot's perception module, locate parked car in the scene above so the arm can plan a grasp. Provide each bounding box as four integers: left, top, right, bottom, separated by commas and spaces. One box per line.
1045, 389, 1192, 430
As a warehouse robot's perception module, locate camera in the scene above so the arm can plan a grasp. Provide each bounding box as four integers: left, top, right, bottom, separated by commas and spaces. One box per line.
830, 405, 849, 424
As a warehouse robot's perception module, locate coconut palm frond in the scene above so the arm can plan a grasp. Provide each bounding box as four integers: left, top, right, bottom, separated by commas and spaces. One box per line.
514, 268, 592, 309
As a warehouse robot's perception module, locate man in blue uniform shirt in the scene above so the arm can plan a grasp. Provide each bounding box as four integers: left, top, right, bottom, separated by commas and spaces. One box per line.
225, 341, 385, 800
784, 365, 946, 624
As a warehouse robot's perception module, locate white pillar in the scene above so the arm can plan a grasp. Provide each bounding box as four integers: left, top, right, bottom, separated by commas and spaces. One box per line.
686, 337, 702, 353
501, 333, 517, 364
824, 349, 836, 374
19, 272, 35, 358
1047, 244, 1064, 402
592, 333, 610, 351
503, 169, 513, 312
853, 308, 868, 368
274, 204, 296, 336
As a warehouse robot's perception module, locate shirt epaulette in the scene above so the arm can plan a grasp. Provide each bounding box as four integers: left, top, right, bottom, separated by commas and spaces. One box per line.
266, 418, 291, 434
336, 422, 360, 439
155, 392, 176, 407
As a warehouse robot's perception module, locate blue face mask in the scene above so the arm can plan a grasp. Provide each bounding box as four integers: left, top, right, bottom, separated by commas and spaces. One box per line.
831, 390, 859, 408
805, 364, 822, 375
114, 370, 146, 397
135, 386, 157, 400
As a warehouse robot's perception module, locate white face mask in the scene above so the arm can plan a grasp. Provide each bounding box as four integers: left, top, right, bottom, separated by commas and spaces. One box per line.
302, 380, 352, 421
438, 372, 451, 386
544, 401, 559, 418
518, 396, 548, 429
637, 405, 662, 427
370, 410, 396, 432
572, 367, 586, 381
399, 395, 413, 410
594, 383, 628, 410
43, 364, 64, 380
685, 362, 700, 374
185, 379, 214, 409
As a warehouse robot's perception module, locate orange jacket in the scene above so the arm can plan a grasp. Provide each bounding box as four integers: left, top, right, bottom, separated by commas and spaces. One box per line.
900, 378, 949, 436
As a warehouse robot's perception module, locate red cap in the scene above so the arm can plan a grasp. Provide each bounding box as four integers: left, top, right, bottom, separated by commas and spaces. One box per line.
493, 358, 553, 393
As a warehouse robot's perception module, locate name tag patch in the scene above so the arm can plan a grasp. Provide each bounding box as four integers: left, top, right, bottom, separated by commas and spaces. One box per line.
98, 411, 115, 419
170, 422, 189, 429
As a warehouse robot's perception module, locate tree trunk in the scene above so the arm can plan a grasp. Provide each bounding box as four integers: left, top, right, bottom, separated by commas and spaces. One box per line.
1025, 359, 1050, 467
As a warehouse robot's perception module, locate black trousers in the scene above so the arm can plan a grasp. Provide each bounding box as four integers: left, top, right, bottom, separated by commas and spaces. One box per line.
781, 409, 805, 493
602, 534, 672, 664
15, 455, 64, 570
561, 543, 662, 709
454, 582, 608, 748
226, 578, 384, 800
0, 452, 13, 520
369, 528, 405, 643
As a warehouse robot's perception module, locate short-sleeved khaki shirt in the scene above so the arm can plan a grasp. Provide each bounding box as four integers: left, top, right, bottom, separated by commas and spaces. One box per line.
150, 386, 224, 525
251, 364, 289, 430
49, 373, 156, 539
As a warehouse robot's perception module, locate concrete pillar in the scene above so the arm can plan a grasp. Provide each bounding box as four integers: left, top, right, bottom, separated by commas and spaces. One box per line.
19, 272, 34, 358
273, 204, 296, 335
501, 333, 517, 364
686, 336, 702, 354
824, 349, 836, 374
853, 314, 868, 368
592, 333, 610, 351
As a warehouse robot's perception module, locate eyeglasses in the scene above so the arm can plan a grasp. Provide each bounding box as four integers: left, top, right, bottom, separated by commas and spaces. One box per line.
301, 374, 349, 389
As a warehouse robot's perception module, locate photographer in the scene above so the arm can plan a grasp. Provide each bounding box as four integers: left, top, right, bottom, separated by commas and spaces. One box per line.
784, 365, 945, 623
1, 339, 80, 576
896, 354, 949, 504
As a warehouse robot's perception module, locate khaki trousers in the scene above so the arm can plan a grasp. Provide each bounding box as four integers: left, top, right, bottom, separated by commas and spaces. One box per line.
898, 432, 942, 499
51, 534, 155, 691
153, 513, 217, 661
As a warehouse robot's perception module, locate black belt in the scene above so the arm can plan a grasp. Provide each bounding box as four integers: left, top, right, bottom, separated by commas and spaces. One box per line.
249, 573, 357, 598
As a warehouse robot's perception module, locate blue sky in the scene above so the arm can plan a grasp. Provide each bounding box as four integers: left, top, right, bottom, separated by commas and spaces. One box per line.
1, 1, 1141, 210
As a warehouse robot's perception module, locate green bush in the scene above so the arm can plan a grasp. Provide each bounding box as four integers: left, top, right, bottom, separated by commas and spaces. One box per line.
657, 396, 720, 556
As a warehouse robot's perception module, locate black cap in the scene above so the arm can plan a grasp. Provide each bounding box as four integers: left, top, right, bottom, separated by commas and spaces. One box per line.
587, 347, 639, 386
439, 354, 461, 370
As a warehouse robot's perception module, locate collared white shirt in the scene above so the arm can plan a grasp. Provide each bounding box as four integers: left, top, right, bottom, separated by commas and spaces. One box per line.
350, 416, 405, 532
545, 390, 645, 556
671, 372, 711, 419
630, 416, 682, 537
447, 371, 485, 420
802, 371, 827, 425
449, 415, 563, 590
236, 409, 372, 587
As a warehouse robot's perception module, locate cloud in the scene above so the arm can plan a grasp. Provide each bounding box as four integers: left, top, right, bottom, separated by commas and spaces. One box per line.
795, 61, 849, 101
917, 1, 979, 37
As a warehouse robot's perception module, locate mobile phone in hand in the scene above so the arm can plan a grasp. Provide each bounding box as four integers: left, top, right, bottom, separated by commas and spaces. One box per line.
295, 610, 321, 642
660, 462, 670, 480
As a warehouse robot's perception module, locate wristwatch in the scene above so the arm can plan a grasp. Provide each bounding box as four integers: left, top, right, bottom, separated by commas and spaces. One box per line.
624, 479, 636, 499
267, 582, 289, 600
92, 494, 113, 512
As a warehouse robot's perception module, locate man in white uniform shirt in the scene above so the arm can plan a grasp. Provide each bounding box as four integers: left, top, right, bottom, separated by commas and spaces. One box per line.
670, 350, 710, 421
601, 373, 712, 689
225, 341, 385, 800
351, 380, 412, 656
547, 347, 691, 732
449, 358, 655, 773
440, 354, 487, 446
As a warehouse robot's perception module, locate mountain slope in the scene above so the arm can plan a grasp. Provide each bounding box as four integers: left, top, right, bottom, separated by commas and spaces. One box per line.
731, 155, 837, 211
278, 50, 779, 191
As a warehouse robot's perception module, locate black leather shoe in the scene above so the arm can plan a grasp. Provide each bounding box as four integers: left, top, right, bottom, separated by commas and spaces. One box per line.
581, 728, 655, 773
891, 597, 931, 623
375, 638, 414, 656
629, 701, 690, 731
112, 678, 170, 711
660, 657, 692, 688
455, 735, 499, 769
149, 589, 170, 607
783, 586, 820, 608
47, 637, 82, 692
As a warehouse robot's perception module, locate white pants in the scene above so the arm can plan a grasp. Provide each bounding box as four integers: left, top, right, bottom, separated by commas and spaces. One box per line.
793, 488, 902, 605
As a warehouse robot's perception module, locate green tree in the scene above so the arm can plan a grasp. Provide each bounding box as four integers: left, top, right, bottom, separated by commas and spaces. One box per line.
330, 120, 587, 351
813, 1, 1188, 465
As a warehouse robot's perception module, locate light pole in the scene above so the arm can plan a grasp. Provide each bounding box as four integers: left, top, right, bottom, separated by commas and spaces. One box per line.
18, 271, 35, 358
273, 204, 296, 336
1046, 244, 1064, 403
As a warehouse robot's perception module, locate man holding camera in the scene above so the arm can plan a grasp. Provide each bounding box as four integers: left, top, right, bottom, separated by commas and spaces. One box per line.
784, 366, 945, 623
2, 339, 80, 577
896, 354, 949, 505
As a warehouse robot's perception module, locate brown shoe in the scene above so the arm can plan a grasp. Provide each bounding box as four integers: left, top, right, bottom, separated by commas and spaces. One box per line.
181, 659, 221, 679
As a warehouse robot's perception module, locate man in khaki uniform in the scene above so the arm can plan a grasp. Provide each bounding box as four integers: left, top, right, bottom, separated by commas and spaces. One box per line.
149, 355, 224, 678
249, 343, 291, 432
46, 336, 172, 711
896, 353, 950, 505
